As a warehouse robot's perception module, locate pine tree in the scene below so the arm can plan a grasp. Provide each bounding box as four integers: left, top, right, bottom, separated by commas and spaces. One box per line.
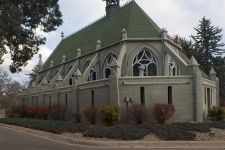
212, 56, 225, 100
0, 0, 63, 73
191, 17, 225, 75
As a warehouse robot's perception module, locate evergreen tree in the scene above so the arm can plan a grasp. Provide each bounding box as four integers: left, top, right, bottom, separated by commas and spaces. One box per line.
27, 66, 38, 87
212, 56, 225, 100
191, 17, 225, 75
0, 0, 63, 73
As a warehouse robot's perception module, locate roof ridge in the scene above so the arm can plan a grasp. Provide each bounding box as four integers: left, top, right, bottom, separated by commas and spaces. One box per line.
64, 0, 135, 40
134, 2, 161, 34
43, 0, 163, 70
64, 15, 106, 40
126, 1, 135, 33
121, 0, 135, 8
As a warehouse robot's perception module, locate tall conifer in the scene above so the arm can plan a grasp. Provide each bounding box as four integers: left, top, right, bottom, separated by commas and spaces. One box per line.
191, 17, 225, 74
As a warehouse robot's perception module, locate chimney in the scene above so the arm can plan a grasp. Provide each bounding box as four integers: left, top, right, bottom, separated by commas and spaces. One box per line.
104, 0, 120, 21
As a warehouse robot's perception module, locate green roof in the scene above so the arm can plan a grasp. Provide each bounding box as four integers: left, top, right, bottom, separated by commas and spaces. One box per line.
44, 1, 161, 69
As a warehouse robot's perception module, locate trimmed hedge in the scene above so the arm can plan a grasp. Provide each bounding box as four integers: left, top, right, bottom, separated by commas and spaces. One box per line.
0, 118, 87, 134
84, 127, 149, 140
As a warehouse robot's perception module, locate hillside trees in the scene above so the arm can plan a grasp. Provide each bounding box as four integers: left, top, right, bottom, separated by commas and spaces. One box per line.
0, 0, 63, 73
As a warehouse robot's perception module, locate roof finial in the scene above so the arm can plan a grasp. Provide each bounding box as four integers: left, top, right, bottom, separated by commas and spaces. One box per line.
61, 32, 64, 40
103, 0, 121, 7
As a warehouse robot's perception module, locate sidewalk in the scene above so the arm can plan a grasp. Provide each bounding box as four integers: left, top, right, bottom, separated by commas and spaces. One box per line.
1, 123, 225, 149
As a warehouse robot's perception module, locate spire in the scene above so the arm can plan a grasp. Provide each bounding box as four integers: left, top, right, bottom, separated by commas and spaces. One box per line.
61, 32, 64, 40
190, 56, 199, 66
96, 40, 101, 50
50, 60, 54, 68
122, 28, 127, 40
77, 48, 81, 57
38, 54, 43, 66
210, 67, 216, 75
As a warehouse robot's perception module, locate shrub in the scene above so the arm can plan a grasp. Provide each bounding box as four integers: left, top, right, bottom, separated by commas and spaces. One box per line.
4, 108, 15, 118
49, 104, 67, 120
220, 100, 225, 107
208, 106, 225, 121
73, 112, 82, 123
12, 105, 28, 118
37, 106, 48, 120
99, 105, 120, 126
129, 104, 146, 124
27, 106, 39, 118
82, 105, 98, 124
151, 103, 175, 124
60, 105, 68, 120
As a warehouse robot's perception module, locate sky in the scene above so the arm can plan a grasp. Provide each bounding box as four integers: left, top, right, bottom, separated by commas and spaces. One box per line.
1, 0, 225, 84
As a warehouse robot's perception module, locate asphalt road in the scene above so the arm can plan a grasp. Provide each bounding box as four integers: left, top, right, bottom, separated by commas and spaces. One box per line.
0, 126, 153, 150
0, 126, 97, 150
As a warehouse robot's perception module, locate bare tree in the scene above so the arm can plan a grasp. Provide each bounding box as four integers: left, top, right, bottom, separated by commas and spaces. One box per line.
0, 68, 21, 109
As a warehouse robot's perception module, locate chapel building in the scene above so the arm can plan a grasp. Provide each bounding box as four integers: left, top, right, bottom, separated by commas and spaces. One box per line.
22, 0, 219, 122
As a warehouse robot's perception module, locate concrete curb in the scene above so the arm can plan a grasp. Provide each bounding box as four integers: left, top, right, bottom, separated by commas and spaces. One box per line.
1, 123, 225, 149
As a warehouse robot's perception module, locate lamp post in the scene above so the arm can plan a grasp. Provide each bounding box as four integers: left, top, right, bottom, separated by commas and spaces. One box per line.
125, 97, 133, 123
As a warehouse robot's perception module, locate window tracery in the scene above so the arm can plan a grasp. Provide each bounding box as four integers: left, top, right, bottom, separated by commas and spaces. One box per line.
132, 50, 158, 76
83, 61, 96, 81
103, 54, 117, 78
169, 58, 177, 76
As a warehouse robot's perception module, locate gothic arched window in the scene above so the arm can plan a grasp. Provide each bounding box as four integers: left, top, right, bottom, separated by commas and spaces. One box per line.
132, 50, 158, 76
169, 59, 177, 76
103, 54, 117, 78
83, 61, 97, 82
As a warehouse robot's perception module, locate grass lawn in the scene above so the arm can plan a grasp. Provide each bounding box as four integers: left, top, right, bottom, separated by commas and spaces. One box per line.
1, 117, 225, 141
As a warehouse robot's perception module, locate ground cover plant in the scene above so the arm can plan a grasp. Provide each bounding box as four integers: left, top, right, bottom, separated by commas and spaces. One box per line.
1, 118, 225, 141
0, 118, 87, 134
